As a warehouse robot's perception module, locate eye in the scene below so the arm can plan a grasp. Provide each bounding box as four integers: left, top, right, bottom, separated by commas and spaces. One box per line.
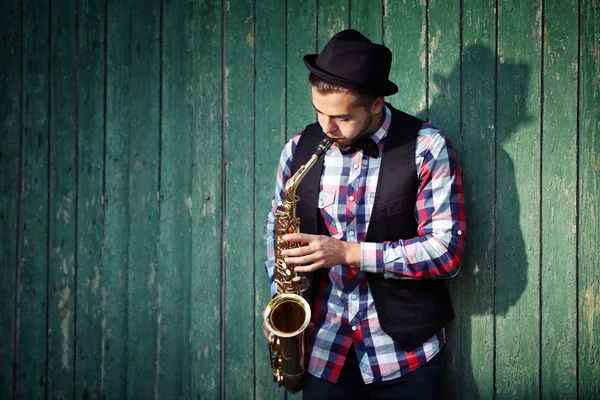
337, 117, 350, 122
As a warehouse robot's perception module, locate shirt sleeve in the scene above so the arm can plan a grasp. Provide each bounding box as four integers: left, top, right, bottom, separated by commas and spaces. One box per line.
265, 133, 302, 297
360, 129, 466, 279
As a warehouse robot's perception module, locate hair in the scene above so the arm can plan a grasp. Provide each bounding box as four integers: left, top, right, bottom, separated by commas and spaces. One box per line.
308, 72, 378, 109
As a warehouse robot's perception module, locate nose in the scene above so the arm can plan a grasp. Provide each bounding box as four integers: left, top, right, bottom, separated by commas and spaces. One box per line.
320, 116, 338, 135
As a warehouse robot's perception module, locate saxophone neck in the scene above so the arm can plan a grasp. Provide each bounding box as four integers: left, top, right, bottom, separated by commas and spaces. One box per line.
284, 138, 334, 199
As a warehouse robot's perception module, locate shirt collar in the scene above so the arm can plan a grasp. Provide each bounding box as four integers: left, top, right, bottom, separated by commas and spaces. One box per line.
370, 104, 391, 146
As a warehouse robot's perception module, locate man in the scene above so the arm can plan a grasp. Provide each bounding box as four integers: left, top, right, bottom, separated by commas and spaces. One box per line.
263, 29, 466, 399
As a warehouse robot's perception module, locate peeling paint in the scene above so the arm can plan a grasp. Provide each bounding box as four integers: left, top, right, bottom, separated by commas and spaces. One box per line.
246, 18, 254, 48
57, 205, 70, 225
134, 160, 144, 172
59, 284, 71, 372
101, 288, 106, 393
584, 284, 600, 348
148, 261, 156, 289
91, 264, 100, 295
185, 196, 193, 217
154, 283, 162, 400
118, 270, 124, 287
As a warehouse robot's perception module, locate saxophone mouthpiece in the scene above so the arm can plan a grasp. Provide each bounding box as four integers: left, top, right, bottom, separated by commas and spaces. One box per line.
314, 138, 335, 158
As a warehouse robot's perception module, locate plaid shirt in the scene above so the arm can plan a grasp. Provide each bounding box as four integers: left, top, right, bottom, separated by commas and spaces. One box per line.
265, 105, 466, 384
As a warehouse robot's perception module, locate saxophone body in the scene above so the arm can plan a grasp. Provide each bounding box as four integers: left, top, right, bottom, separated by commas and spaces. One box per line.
263, 138, 334, 393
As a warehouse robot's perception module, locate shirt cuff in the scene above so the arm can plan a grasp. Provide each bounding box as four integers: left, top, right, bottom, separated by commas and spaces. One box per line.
360, 242, 384, 273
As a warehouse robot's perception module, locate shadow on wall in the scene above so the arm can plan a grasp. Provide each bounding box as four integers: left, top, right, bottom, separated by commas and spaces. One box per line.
427, 44, 533, 399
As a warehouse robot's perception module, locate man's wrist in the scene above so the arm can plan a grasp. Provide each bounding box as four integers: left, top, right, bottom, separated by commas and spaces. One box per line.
343, 242, 361, 268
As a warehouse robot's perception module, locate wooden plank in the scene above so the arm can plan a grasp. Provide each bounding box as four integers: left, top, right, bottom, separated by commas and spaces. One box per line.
578, 0, 600, 397
318, 0, 348, 51
287, 0, 316, 139
0, 0, 21, 396
459, 0, 496, 397
75, 0, 106, 398
103, 0, 132, 396
350, 0, 382, 43
383, 0, 426, 118
126, 1, 161, 398
47, 0, 77, 397
427, 0, 461, 397
255, 0, 287, 397
540, 0, 578, 397
19, 3, 50, 399
157, 0, 193, 397
189, 0, 222, 397
496, 0, 542, 398
224, 0, 255, 397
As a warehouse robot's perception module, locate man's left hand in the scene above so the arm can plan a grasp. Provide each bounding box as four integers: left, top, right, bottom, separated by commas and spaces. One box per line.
281, 233, 360, 272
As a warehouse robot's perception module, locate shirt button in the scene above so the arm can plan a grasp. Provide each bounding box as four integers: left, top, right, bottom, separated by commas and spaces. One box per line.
352, 325, 357, 331
349, 195, 355, 201
353, 163, 359, 169
457, 230, 463, 236
349, 230, 355, 237
352, 294, 357, 300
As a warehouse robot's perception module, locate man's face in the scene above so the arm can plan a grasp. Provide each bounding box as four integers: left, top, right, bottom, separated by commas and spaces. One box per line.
311, 88, 382, 149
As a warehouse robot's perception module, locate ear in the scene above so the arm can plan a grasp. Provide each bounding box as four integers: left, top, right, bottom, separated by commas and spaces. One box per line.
371, 96, 385, 114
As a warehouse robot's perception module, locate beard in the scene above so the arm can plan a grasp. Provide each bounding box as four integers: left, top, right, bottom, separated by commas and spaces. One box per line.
347, 110, 374, 147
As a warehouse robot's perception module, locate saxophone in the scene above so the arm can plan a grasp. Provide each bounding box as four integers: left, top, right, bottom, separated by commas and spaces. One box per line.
263, 137, 334, 393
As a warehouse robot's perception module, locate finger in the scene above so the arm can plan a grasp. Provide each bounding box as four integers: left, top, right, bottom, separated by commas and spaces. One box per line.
284, 253, 320, 266
282, 233, 315, 243
294, 261, 323, 273
281, 245, 314, 257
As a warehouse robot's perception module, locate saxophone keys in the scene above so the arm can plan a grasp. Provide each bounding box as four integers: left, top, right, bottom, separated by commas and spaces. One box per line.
269, 334, 280, 350
274, 370, 284, 386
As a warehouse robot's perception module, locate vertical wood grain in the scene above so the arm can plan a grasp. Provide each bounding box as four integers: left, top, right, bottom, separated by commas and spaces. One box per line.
189, 0, 223, 397
318, 0, 348, 51
125, 1, 161, 398
158, 0, 193, 397
351, 0, 382, 44
19, 5, 50, 398
224, 0, 256, 397
540, 0, 578, 397
104, 0, 131, 396
75, 0, 106, 397
46, 0, 77, 397
496, 0, 542, 398
384, 0, 427, 118
460, 1, 496, 397
287, 0, 317, 140
0, 0, 21, 397
578, 0, 600, 397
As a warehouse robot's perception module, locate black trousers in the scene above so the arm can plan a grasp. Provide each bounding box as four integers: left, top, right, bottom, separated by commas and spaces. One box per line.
302, 346, 444, 400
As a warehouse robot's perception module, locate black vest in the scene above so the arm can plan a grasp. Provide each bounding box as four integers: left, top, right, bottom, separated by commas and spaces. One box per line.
290, 104, 454, 351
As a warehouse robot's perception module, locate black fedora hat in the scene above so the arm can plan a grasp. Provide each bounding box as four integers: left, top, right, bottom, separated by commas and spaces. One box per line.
304, 29, 398, 96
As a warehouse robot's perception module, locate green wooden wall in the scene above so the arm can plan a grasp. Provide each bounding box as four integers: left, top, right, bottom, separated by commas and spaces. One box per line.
0, 0, 598, 399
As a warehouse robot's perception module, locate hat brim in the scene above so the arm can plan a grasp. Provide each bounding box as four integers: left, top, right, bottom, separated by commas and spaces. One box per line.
303, 54, 398, 96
